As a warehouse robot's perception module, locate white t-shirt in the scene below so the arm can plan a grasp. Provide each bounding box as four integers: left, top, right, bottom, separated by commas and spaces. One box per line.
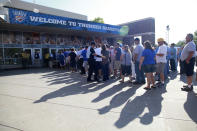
95, 47, 102, 61
156, 44, 167, 63
77, 49, 83, 59
86, 46, 91, 59
110, 49, 115, 60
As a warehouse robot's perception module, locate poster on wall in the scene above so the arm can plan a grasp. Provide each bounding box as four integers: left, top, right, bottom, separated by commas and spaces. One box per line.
32, 32, 40, 44
23, 32, 33, 44
57, 34, 64, 45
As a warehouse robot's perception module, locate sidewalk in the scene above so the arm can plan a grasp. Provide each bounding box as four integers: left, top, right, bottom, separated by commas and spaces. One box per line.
0, 68, 197, 131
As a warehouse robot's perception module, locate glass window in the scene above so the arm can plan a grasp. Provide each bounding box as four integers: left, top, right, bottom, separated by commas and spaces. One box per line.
3, 30, 10, 44
23, 32, 33, 44
4, 48, 23, 65
2, 31, 22, 44
32, 32, 40, 44
57, 34, 64, 45
10, 31, 22, 44
41, 33, 50, 44
48, 34, 56, 44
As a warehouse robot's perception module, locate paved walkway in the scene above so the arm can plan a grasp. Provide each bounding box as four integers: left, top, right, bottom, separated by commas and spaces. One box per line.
0, 68, 197, 131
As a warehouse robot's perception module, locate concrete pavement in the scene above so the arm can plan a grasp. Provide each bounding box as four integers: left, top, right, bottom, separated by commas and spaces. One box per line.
0, 68, 197, 131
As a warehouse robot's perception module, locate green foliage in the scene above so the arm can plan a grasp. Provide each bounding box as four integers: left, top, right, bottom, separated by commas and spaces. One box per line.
91, 17, 104, 23
176, 30, 197, 46
176, 40, 185, 47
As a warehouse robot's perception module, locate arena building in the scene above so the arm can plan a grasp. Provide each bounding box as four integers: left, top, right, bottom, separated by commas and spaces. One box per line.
0, 0, 155, 69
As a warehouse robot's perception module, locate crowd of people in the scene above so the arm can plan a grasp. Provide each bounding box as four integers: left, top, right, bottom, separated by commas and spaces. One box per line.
55, 33, 196, 92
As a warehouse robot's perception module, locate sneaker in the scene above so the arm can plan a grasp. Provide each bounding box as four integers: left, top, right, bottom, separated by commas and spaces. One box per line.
151, 85, 157, 89
144, 87, 151, 90
158, 83, 165, 87
133, 81, 141, 85
119, 80, 124, 83
87, 79, 94, 82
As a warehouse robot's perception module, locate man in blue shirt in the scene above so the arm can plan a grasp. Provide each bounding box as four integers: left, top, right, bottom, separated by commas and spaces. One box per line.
169, 43, 177, 71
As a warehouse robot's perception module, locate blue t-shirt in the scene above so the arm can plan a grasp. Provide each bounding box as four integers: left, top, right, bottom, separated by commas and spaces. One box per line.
142, 49, 156, 65
115, 47, 121, 61
64, 51, 68, 57
81, 49, 88, 61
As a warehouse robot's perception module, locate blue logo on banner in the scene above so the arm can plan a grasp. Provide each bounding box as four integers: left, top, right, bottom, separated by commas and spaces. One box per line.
13, 10, 27, 22
8, 8, 121, 35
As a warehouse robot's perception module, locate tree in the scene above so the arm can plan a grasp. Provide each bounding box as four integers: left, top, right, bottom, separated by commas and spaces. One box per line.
91, 17, 104, 24
176, 40, 185, 47
176, 30, 197, 46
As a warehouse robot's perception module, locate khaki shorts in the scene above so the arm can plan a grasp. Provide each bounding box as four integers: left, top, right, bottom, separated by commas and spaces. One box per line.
114, 60, 121, 70
156, 63, 166, 73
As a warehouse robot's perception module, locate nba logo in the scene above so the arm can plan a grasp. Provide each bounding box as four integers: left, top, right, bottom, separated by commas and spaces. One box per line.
13, 10, 26, 22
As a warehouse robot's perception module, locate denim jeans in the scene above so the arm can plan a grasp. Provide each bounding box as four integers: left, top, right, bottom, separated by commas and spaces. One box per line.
135, 61, 145, 83
102, 62, 109, 80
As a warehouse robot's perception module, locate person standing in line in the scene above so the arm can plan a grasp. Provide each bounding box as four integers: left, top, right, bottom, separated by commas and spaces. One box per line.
119, 45, 132, 83
170, 43, 177, 71
94, 44, 103, 81
68, 48, 77, 72
87, 41, 102, 82
81, 46, 89, 75
77, 47, 86, 75
177, 46, 185, 75
181, 34, 196, 91
139, 41, 156, 90
164, 41, 170, 79
113, 43, 122, 79
133, 38, 145, 84
59, 51, 65, 69
155, 38, 168, 87
130, 46, 136, 81
109, 46, 115, 77
101, 44, 110, 81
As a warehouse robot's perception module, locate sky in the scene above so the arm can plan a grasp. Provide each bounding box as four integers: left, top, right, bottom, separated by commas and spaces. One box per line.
23, 0, 197, 43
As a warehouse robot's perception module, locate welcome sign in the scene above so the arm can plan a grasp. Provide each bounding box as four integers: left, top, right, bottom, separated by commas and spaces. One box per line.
8, 8, 121, 35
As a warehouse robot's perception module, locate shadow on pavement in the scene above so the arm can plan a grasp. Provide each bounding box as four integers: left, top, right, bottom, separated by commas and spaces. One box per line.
96, 84, 141, 115
33, 70, 116, 103
114, 85, 166, 128
184, 91, 197, 123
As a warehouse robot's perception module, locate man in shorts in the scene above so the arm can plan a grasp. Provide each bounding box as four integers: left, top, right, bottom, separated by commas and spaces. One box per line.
181, 34, 196, 91
156, 38, 167, 87
114, 43, 122, 78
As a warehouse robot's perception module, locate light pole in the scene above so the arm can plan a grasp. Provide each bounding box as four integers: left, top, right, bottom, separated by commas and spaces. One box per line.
166, 25, 170, 44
